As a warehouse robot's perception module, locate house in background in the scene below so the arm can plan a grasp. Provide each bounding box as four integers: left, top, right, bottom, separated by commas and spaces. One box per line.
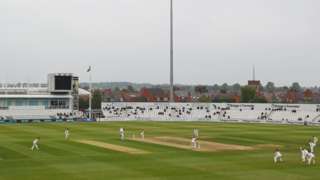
140, 88, 169, 102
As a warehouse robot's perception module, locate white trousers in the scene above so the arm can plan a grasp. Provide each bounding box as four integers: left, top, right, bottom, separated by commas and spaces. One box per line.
307, 157, 315, 165
274, 155, 282, 163
31, 143, 39, 151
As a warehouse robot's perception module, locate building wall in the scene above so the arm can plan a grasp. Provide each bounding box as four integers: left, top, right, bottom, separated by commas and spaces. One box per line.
0, 98, 70, 109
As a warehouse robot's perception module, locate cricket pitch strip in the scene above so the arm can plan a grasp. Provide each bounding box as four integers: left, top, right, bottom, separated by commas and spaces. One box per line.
75, 140, 149, 155
130, 136, 276, 152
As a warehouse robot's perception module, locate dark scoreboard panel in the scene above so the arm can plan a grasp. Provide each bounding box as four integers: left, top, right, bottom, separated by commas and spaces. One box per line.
55, 76, 72, 90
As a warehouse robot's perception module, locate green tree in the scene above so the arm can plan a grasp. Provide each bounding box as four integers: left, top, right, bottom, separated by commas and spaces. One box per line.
231, 83, 241, 92
79, 97, 89, 110
278, 86, 289, 92
195, 86, 208, 94
92, 90, 102, 109
220, 83, 229, 94
219, 96, 235, 103
291, 82, 302, 92
198, 95, 211, 102
265, 82, 275, 93
127, 85, 135, 92
253, 96, 267, 103
241, 86, 256, 102
212, 84, 220, 92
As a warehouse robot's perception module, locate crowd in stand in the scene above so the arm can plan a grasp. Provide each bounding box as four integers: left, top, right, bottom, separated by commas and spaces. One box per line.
103, 104, 224, 120
102, 103, 320, 124
56, 112, 77, 120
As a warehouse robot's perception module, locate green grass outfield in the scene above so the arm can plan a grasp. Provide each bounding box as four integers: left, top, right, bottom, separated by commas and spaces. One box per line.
0, 121, 319, 180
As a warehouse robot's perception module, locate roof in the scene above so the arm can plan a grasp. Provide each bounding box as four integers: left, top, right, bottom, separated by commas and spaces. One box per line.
148, 88, 168, 97
79, 88, 91, 96
0, 94, 72, 99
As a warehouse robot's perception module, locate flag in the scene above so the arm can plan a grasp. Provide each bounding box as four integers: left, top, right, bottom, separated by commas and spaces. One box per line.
87, 66, 91, 72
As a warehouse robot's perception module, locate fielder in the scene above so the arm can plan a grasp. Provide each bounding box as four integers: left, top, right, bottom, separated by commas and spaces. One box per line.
300, 147, 308, 162
65, 128, 70, 140
309, 140, 316, 153
306, 150, 316, 165
31, 137, 40, 151
120, 128, 125, 141
273, 148, 283, 163
140, 129, 145, 140
191, 136, 200, 149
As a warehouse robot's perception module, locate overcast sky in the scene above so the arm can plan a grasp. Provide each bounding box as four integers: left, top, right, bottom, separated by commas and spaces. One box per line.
1, 0, 319, 86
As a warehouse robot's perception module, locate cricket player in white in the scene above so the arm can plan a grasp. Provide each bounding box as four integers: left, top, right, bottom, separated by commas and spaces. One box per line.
140, 129, 145, 140
309, 141, 316, 153
191, 136, 200, 149
31, 137, 40, 151
273, 148, 282, 163
120, 128, 125, 141
306, 150, 316, 165
300, 147, 308, 162
191, 137, 197, 149
65, 128, 70, 140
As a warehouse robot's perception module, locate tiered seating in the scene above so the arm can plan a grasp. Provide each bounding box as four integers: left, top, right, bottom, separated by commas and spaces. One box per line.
102, 103, 320, 125
0, 106, 75, 122
103, 103, 223, 121
268, 104, 320, 124
222, 104, 272, 122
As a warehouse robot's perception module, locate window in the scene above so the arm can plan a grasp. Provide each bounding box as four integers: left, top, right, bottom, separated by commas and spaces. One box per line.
29, 100, 39, 106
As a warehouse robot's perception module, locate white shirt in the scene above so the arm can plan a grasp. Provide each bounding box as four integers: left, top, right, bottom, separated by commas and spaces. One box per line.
274, 151, 282, 157
33, 139, 39, 144
310, 142, 316, 148
301, 149, 308, 157
307, 152, 315, 159
120, 128, 124, 134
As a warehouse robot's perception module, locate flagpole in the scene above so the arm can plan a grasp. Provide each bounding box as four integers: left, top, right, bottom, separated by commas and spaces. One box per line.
88, 66, 92, 120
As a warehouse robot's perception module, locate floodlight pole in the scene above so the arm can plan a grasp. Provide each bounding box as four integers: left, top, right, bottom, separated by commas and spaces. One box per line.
89, 69, 92, 120
169, 0, 174, 102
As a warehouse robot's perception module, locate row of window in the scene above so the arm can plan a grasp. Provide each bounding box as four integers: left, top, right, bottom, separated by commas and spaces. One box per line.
0, 98, 70, 109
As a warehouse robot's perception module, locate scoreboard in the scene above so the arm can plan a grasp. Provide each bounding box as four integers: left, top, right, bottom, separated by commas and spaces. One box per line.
48, 73, 74, 93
